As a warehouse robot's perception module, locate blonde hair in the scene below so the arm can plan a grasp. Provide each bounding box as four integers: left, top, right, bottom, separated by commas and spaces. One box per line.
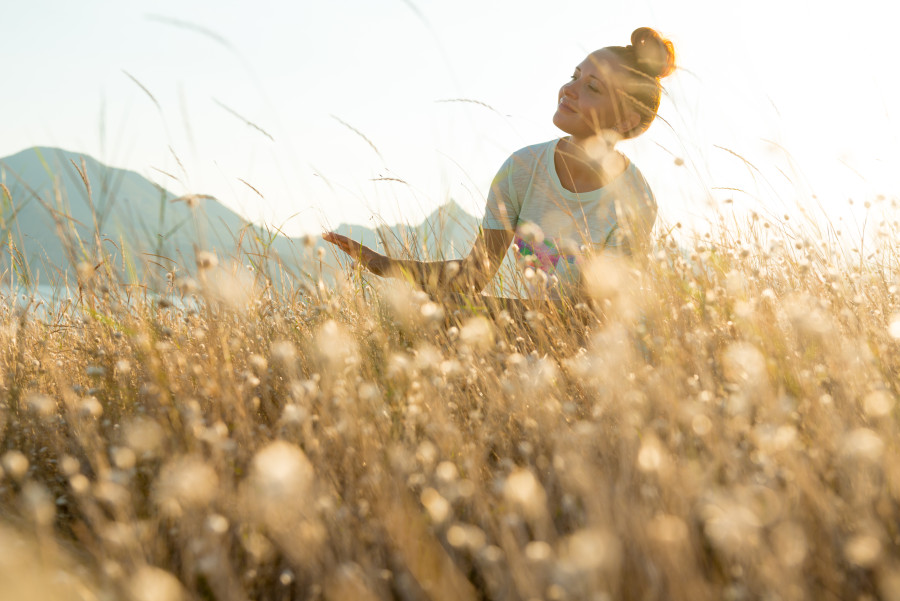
604, 27, 676, 138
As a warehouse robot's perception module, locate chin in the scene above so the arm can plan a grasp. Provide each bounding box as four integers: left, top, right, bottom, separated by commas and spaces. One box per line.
552, 113, 574, 134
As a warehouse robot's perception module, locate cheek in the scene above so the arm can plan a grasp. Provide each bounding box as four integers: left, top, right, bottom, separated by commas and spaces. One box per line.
587, 101, 611, 119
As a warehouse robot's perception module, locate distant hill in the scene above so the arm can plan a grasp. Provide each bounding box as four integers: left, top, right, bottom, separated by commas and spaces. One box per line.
240, 198, 483, 291
0, 147, 481, 291
0, 147, 250, 287
332, 199, 478, 260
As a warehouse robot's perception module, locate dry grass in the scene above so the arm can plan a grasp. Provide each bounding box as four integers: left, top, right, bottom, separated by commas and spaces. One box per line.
3, 209, 900, 601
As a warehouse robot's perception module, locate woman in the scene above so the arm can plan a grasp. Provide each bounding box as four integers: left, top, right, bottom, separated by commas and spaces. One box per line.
324, 27, 675, 306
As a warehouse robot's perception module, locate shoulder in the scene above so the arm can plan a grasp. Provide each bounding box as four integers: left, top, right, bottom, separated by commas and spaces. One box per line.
496, 139, 557, 176
507, 139, 557, 162
620, 160, 657, 208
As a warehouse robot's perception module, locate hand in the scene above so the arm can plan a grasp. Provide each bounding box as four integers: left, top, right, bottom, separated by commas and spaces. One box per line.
322, 232, 389, 275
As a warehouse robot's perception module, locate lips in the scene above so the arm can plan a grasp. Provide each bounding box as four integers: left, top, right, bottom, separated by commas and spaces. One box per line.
557, 98, 576, 113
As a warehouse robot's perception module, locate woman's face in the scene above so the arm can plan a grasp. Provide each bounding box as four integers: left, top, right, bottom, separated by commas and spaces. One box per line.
553, 50, 635, 139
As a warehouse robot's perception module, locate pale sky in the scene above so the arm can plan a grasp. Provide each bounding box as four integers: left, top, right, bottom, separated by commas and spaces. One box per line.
2, 0, 898, 241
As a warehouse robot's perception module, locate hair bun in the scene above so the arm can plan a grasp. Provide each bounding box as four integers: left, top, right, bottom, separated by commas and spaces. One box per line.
630, 27, 675, 79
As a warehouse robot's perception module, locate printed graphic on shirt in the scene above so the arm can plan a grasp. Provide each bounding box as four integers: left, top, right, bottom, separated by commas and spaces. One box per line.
514, 235, 578, 273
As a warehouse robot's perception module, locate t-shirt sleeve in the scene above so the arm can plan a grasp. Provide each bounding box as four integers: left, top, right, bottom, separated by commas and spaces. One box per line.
605, 175, 657, 256
481, 155, 520, 231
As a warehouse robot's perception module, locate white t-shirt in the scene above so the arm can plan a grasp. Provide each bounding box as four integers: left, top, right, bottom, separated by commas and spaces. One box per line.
482, 138, 657, 298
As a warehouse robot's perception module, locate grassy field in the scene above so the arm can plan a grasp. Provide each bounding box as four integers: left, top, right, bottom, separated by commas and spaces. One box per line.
2, 212, 900, 601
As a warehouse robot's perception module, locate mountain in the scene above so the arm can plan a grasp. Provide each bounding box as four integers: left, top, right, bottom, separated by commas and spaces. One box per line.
252, 198, 482, 289
333, 199, 478, 260
0, 147, 250, 287
0, 147, 481, 290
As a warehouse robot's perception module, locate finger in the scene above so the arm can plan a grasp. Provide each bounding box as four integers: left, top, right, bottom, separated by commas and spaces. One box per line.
323, 233, 352, 253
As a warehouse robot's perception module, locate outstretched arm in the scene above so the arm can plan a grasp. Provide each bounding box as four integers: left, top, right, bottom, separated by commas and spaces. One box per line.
322, 228, 513, 295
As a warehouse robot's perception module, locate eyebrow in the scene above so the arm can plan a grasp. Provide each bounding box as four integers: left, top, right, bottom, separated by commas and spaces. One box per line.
573, 67, 608, 89
573, 67, 602, 81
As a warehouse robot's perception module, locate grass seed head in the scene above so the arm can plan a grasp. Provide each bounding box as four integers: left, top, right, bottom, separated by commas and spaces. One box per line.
840, 428, 885, 463
123, 418, 164, 460
20, 481, 55, 526
201, 261, 257, 309
25, 393, 56, 419
722, 342, 768, 386
129, 565, 187, 601
77, 396, 103, 419
459, 316, 494, 351
503, 468, 547, 522
558, 528, 622, 576
247, 441, 315, 511
195, 251, 218, 271
845, 534, 883, 568
315, 320, 358, 369
863, 390, 894, 418
1, 451, 29, 482
153, 455, 219, 517
420, 487, 451, 523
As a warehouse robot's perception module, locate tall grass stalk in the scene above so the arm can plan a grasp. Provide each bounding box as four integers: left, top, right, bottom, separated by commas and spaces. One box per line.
2, 169, 900, 601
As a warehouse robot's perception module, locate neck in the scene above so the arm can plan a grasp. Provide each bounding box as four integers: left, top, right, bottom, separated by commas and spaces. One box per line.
557, 133, 625, 187
565, 133, 618, 161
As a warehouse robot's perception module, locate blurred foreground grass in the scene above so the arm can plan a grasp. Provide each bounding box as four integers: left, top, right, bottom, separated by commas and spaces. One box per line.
3, 213, 900, 601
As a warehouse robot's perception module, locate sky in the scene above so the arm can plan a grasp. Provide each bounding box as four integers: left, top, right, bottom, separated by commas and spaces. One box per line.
2, 0, 898, 242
